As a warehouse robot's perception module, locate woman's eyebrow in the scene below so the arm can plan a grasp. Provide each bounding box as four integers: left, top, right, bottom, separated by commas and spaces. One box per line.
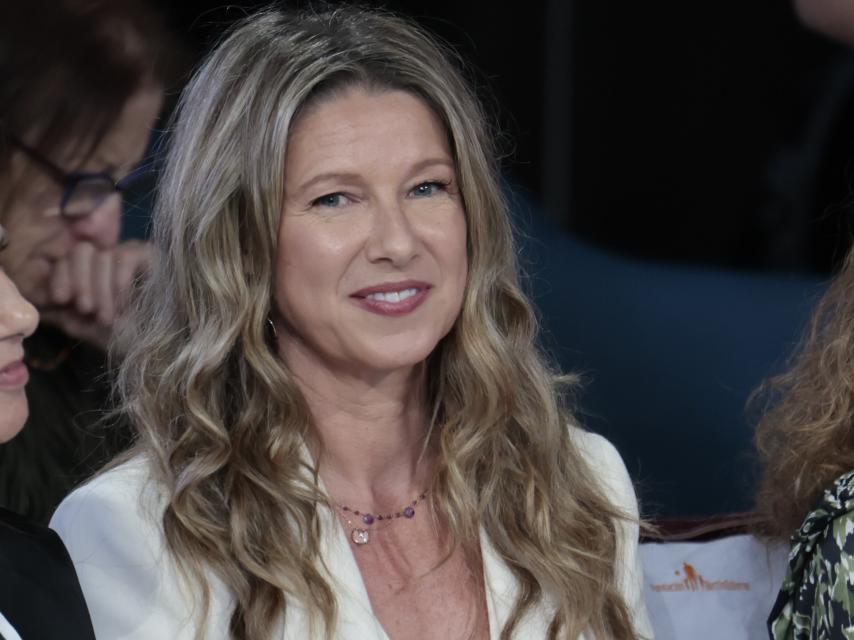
295, 172, 363, 194
407, 157, 455, 174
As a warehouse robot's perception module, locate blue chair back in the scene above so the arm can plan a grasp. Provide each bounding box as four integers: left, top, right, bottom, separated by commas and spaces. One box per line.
514, 207, 825, 516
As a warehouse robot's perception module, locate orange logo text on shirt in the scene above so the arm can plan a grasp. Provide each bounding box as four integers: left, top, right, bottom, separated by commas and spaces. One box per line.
650, 562, 750, 592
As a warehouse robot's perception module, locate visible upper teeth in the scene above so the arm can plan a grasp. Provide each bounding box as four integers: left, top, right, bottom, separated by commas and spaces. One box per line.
367, 288, 418, 303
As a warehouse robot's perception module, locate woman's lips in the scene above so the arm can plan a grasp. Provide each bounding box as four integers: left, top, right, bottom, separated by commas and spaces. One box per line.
351, 281, 431, 317
0, 360, 29, 389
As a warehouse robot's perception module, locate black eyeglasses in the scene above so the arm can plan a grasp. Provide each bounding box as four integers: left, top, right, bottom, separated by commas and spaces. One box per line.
8, 136, 153, 219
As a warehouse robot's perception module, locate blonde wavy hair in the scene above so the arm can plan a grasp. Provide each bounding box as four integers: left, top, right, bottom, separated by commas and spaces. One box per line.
755, 251, 854, 540
115, 6, 638, 639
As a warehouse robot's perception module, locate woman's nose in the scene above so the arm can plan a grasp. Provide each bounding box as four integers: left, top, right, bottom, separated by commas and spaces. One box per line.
0, 271, 39, 339
365, 200, 419, 266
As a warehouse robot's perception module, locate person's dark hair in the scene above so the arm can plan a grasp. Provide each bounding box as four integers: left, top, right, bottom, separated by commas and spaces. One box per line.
0, 0, 180, 206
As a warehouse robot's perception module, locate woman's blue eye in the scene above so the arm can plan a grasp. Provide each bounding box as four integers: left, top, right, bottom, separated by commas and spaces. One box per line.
411, 181, 448, 197
312, 193, 346, 208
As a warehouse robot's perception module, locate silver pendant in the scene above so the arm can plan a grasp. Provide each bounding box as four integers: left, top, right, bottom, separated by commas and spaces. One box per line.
351, 528, 370, 545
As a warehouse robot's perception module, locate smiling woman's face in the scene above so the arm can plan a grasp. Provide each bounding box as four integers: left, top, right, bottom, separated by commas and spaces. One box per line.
0, 226, 39, 442
273, 87, 468, 377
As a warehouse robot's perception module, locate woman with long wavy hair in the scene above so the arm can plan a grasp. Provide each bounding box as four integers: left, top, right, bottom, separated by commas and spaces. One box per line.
755, 252, 854, 637
51, 6, 652, 639
756, 1, 854, 638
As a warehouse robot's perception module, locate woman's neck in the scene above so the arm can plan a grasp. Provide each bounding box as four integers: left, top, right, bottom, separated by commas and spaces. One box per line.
284, 343, 434, 509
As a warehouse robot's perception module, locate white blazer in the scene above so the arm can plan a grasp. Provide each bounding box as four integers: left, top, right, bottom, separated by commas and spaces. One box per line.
51, 429, 653, 639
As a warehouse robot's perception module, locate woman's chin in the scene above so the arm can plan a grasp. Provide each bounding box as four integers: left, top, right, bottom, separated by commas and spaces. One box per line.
353, 338, 441, 374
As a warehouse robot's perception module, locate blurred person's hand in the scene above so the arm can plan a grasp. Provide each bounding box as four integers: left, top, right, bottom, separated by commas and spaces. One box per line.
40, 240, 151, 351
795, 0, 854, 46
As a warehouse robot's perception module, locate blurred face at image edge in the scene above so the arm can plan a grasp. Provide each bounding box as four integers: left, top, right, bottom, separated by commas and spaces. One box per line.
0, 227, 39, 441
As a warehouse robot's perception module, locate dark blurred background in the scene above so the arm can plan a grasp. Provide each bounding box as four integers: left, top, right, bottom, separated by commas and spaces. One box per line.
139, 1, 854, 516
151, 0, 854, 274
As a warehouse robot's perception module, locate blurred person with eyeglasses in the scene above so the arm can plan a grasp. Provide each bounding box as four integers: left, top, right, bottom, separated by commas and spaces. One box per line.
0, 0, 181, 525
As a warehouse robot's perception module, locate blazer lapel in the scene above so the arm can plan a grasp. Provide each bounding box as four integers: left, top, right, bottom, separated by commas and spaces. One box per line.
318, 503, 389, 639
479, 529, 558, 639
288, 457, 388, 640
480, 528, 518, 639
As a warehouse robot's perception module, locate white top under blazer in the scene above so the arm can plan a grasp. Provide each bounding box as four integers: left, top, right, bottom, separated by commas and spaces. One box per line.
51, 429, 653, 639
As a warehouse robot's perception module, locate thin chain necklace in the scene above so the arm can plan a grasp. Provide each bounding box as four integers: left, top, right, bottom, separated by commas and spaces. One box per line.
338, 490, 429, 546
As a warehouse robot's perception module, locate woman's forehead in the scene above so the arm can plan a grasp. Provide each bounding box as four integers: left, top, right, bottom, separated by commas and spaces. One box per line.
284, 88, 453, 184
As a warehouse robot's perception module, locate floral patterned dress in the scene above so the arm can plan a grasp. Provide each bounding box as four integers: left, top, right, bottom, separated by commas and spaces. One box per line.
769, 470, 854, 639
